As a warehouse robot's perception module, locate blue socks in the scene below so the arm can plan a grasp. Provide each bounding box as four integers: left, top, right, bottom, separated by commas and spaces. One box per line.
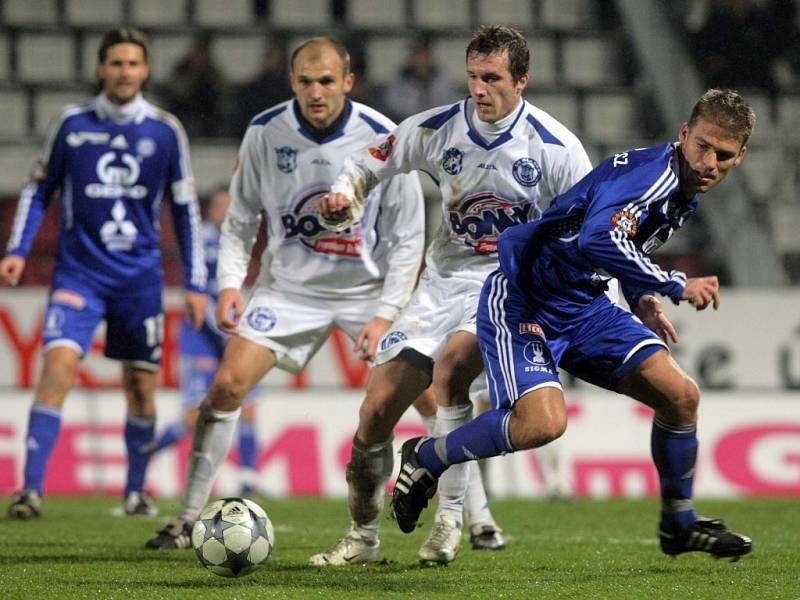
651, 418, 698, 532
23, 405, 62, 495
238, 422, 257, 470
152, 422, 187, 453
418, 408, 515, 477
124, 415, 155, 496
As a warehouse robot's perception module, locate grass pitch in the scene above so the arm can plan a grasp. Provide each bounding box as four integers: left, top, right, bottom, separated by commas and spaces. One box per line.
3, 496, 798, 599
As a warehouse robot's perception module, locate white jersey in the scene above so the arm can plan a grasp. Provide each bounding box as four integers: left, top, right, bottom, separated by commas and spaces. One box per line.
328, 97, 592, 281
218, 99, 425, 321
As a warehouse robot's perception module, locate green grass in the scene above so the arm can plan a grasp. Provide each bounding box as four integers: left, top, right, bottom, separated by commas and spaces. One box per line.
3, 497, 799, 599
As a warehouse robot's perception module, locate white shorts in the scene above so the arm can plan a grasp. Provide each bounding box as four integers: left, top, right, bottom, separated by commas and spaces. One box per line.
374, 269, 483, 366
237, 287, 378, 374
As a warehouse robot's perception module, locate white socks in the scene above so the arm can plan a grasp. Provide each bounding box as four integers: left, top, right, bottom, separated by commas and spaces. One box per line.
180, 405, 241, 523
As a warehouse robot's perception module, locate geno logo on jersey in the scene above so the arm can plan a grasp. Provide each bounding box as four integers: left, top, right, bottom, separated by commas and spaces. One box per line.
281, 188, 361, 257
448, 192, 539, 254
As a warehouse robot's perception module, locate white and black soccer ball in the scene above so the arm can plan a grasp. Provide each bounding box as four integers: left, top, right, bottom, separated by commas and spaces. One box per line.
192, 497, 274, 577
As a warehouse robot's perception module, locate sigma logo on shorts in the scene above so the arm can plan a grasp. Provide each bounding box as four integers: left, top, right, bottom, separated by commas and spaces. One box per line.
518, 322, 545, 338
512, 157, 542, 187
86, 151, 147, 199
380, 330, 408, 351
448, 192, 540, 254
246, 307, 277, 332
522, 340, 554, 374
442, 147, 464, 175
276, 146, 298, 173
611, 209, 638, 238
282, 187, 361, 257
44, 306, 66, 337
368, 134, 395, 161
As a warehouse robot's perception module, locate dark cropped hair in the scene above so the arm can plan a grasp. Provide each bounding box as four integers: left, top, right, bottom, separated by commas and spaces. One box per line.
97, 27, 149, 64
466, 25, 529, 82
290, 37, 350, 75
688, 89, 756, 146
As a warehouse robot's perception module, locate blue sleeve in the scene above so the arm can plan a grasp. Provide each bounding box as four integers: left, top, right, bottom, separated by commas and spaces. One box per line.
164, 120, 207, 293
5, 122, 68, 258
576, 167, 686, 305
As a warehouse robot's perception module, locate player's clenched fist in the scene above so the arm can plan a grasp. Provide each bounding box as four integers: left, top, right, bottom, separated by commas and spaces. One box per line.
318, 192, 353, 229
682, 275, 720, 311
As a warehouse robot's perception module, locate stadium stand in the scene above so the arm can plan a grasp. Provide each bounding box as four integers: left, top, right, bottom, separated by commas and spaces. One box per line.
0, 0, 797, 285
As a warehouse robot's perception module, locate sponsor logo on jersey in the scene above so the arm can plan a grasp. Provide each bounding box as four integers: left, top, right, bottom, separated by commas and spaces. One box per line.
276, 146, 298, 173
99, 200, 138, 251
523, 340, 553, 373
380, 330, 408, 351
246, 306, 277, 332
512, 157, 542, 187
368, 134, 395, 161
282, 188, 361, 257
442, 147, 463, 175
66, 131, 110, 147
611, 209, 638, 238
448, 192, 539, 254
519, 323, 545, 338
85, 151, 147, 199
51, 289, 86, 310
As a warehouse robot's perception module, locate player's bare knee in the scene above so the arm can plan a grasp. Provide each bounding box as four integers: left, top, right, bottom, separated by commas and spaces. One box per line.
670, 377, 700, 422
207, 370, 246, 411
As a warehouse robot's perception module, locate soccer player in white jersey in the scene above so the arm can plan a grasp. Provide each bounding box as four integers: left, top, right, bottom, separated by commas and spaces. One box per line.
317, 26, 592, 565
144, 37, 427, 551
3, 28, 207, 520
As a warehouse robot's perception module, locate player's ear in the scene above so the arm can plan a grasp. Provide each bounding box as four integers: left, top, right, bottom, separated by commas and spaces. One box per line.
515, 73, 529, 94
343, 72, 355, 94
733, 145, 746, 167
678, 122, 689, 143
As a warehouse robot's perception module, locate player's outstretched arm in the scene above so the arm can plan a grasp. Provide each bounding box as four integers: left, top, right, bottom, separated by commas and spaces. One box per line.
635, 294, 679, 343
0, 255, 25, 286
184, 291, 208, 330
354, 316, 392, 362
681, 275, 720, 311
215, 288, 245, 335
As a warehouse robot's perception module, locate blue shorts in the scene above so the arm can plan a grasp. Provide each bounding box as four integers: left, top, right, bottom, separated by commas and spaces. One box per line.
477, 270, 667, 410
43, 272, 164, 368
180, 320, 258, 409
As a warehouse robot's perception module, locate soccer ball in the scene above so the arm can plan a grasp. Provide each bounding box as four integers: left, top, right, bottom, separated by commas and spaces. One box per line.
192, 497, 274, 577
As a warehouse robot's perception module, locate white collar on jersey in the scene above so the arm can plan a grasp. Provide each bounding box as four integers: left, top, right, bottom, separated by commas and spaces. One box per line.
96, 92, 147, 124
464, 97, 525, 148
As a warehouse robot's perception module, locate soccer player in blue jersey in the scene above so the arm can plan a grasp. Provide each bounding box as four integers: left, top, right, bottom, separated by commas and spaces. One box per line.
2, 28, 207, 519
391, 89, 755, 560
145, 187, 261, 495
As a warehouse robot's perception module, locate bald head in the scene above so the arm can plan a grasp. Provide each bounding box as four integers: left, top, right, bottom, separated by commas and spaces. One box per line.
291, 37, 350, 76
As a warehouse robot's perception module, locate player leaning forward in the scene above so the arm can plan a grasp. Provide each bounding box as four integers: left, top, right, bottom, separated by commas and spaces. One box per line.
391, 89, 755, 560
145, 37, 427, 549
315, 26, 592, 565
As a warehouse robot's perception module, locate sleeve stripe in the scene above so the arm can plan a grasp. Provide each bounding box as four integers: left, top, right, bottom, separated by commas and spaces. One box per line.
610, 229, 671, 282
626, 164, 678, 212
7, 184, 35, 251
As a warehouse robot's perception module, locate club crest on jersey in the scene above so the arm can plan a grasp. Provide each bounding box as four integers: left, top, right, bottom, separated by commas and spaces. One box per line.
276, 146, 298, 173
282, 188, 361, 257
246, 306, 277, 332
442, 147, 464, 175
611, 209, 638, 238
519, 323, 545, 338
512, 157, 542, 187
380, 331, 408, 351
368, 134, 395, 161
448, 192, 539, 254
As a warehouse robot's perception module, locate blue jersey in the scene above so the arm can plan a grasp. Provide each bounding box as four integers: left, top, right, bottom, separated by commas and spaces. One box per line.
6, 93, 206, 295
497, 143, 695, 317
182, 220, 224, 357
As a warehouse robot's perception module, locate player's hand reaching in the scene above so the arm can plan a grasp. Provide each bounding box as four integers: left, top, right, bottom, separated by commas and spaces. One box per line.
682, 276, 720, 311
0, 255, 26, 286
635, 294, 678, 343
318, 191, 353, 227
184, 291, 208, 330
216, 288, 245, 335
354, 316, 392, 362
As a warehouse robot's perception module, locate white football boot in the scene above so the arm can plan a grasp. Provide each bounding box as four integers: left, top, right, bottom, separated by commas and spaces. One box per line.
418, 516, 461, 564
309, 529, 381, 566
